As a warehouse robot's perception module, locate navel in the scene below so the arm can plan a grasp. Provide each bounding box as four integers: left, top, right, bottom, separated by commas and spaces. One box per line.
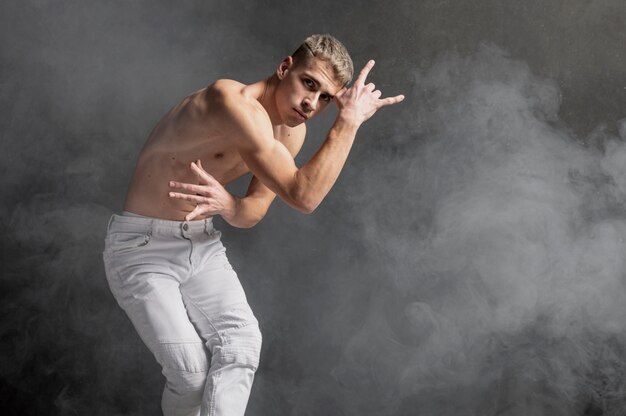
214, 152, 224, 159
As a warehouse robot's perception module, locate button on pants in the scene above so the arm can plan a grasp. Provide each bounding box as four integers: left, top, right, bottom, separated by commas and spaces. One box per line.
102, 212, 262, 416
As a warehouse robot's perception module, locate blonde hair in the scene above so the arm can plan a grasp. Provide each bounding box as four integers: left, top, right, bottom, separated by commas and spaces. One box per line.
291, 34, 354, 87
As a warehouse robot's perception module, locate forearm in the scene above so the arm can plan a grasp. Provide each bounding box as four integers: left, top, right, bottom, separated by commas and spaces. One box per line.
290, 115, 359, 213
230, 60, 402, 215
221, 195, 269, 228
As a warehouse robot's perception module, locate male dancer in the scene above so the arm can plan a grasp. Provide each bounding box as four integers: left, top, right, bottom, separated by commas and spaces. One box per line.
103, 34, 403, 416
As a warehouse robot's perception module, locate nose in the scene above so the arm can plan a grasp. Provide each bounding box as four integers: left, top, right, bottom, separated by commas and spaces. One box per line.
303, 94, 319, 112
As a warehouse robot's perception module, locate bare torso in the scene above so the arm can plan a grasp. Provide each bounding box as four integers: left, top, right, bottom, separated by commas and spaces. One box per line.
123, 80, 301, 220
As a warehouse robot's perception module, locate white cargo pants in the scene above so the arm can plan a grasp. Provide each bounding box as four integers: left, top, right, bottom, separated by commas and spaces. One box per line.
102, 212, 262, 416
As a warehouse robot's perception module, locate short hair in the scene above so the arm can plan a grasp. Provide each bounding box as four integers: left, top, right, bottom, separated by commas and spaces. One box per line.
291, 34, 354, 87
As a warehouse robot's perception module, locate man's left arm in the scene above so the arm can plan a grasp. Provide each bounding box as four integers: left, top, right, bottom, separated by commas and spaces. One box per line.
223, 175, 277, 228
168, 161, 276, 227
169, 127, 306, 226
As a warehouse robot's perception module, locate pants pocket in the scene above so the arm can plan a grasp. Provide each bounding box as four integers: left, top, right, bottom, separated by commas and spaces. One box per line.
105, 231, 151, 254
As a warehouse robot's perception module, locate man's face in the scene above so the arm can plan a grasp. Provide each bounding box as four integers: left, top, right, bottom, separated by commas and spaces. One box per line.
275, 57, 344, 127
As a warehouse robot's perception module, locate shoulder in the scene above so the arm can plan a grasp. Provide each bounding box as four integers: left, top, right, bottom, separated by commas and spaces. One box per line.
204, 80, 273, 150
207, 80, 264, 113
207, 79, 244, 99
207, 79, 271, 128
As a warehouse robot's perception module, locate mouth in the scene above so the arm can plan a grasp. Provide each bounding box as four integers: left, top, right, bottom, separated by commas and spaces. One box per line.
294, 108, 309, 121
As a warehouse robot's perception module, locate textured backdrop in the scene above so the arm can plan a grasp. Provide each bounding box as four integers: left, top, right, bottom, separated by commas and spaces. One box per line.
2, 1, 626, 415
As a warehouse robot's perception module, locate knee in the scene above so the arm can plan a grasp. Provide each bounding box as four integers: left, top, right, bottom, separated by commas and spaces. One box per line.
162, 368, 207, 399
224, 322, 263, 370
210, 306, 263, 371
155, 342, 210, 395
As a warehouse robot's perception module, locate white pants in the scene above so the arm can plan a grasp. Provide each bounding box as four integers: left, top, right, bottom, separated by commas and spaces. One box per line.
102, 212, 262, 416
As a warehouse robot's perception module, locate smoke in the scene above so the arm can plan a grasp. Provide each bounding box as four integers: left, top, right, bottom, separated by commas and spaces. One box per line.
3, 0, 626, 415
324, 45, 626, 415
0, 0, 267, 414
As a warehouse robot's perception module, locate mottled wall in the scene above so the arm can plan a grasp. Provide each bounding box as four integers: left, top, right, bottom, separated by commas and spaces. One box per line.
2, 1, 626, 415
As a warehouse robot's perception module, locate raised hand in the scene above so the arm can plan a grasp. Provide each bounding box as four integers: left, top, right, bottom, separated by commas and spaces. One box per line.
168, 160, 237, 221
334, 60, 404, 126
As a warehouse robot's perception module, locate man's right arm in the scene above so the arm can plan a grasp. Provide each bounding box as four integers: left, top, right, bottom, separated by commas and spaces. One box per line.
221, 60, 404, 213
222, 104, 358, 213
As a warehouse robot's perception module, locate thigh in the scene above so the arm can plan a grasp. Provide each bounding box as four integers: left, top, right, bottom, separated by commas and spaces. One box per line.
107, 267, 211, 373
181, 250, 255, 341
104, 236, 210, 374
115, 273, 203, 343
104, 230, 197, 342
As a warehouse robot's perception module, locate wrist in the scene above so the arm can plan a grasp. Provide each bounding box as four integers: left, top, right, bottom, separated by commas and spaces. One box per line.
334, 111, 360, 133
222, 195, 241, 222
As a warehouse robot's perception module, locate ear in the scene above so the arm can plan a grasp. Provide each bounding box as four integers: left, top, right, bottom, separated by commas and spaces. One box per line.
276, 56, 294, 80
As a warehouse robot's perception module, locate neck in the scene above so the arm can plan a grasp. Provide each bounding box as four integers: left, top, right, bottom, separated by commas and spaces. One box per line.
254, 74, 282, 126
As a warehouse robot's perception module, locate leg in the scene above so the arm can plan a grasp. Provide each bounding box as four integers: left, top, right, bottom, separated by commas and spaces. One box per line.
181, 250, 262, 416
103, 218, 210, 416
103, 214, 261, 416
106, 270, 210, 416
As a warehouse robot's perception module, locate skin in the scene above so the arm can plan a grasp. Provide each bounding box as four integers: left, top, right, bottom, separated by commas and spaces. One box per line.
123, 55, 404, 227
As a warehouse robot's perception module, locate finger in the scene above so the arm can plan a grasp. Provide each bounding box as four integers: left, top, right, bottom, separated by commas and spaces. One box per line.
192, 160, 202, 180
185, 205, 202, 221
378, 94, 405, 107
355, 60, 375, 86
365, 83, 376, 92
191, 161, 208, 174
185, 204, 212, 221
169, 181, 208, 195
190, 162, 217, 183
372, 90, 382, 99
334, 87, 348, 100
168, 192, 210, 204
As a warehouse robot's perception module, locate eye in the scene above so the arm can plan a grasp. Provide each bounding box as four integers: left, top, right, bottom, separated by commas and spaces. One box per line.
320, 94, 331, 102
304, 79, 315, 89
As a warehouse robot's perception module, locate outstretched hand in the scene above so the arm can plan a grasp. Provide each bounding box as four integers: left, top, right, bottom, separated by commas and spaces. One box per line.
168, 160, 237, 221
334, 60, 404, 126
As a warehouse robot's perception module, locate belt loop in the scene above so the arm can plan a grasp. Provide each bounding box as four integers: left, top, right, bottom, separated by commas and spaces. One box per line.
106, 214, 115, 231
204, 218, 213, 234
148, 218, 154, 237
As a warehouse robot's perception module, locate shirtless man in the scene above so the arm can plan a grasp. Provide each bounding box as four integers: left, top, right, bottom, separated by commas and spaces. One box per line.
102, 34, 403, 416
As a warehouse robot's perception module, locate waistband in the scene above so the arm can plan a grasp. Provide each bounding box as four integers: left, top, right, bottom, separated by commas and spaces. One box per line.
107, 211, 215, 237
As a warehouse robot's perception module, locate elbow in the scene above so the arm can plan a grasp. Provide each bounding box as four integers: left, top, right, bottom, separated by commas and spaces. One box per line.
289, 192, 320, 214
296, 202, 317, 215
243, 210, 268, 227
235, 215, 262, 228
227, 208, 267, 229
288, 171, 320, 214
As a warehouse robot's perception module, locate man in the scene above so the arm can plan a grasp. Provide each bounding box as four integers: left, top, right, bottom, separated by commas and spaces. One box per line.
103, 34, 403, 416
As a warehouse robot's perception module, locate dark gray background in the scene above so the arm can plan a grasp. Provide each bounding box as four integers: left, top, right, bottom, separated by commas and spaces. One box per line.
2, 0, 626, 415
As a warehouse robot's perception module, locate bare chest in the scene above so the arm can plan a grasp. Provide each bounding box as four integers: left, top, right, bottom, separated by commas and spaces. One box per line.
197, 140, 249, 184
198, 127, 293, 184
139, 87, 297, 186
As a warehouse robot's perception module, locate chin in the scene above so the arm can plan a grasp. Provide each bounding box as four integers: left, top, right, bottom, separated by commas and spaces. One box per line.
284, 113, 305, 127
279, 106, 307, 127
